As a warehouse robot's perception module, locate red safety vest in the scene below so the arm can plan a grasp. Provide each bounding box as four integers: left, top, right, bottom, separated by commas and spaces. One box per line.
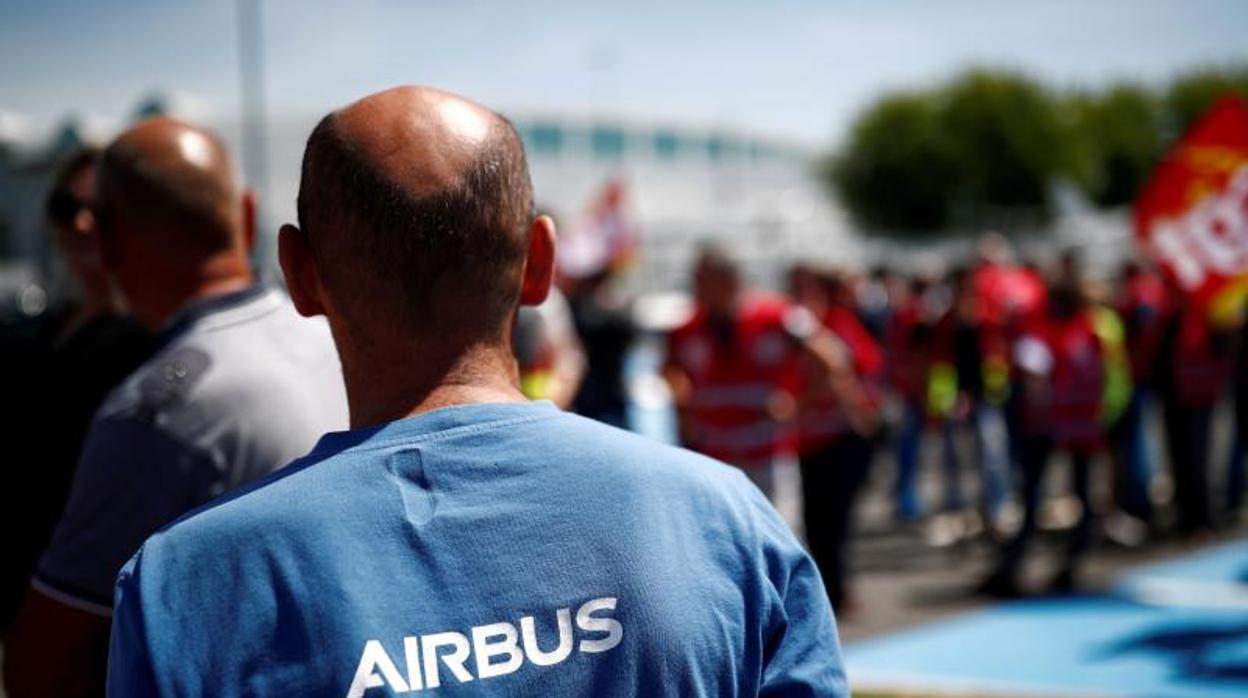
1048, 311, 1107, 453
1016, 310, 1107, 453
793, 306, 882, 455
886, 300, 928, 403
1117, 273, 1168, 383
668, 295, 799, 467
1171, 309, 1232, 408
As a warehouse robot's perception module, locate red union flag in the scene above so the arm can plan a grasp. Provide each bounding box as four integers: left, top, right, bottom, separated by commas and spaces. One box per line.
1135, 95, 1248, 323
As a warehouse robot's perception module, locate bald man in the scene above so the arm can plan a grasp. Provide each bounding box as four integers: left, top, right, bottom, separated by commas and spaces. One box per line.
106, 89, 846, 697
3, 118, 347, 697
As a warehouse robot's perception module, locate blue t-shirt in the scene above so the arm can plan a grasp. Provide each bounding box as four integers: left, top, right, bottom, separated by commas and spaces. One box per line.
109, 401, 846, 697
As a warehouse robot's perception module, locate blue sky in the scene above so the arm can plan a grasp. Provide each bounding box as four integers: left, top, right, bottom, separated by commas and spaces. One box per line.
2, 0, 1246, 146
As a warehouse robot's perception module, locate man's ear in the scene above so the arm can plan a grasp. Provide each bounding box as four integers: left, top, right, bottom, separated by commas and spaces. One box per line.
241, 189, 258, 253
519, 215, 556, 307
278, 223, 326, 317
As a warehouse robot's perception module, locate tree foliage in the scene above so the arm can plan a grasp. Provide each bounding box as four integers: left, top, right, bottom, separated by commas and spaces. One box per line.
1066, 85, 1165, 207
941, 71, 1070, 213
828, 66, 1248, 236
827, 92, 955, 231
1166, 66, 1248, 134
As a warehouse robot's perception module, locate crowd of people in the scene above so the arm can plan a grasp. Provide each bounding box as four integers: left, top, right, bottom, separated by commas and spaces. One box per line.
0, 84, 1245, 697
627, 236, 1246, 611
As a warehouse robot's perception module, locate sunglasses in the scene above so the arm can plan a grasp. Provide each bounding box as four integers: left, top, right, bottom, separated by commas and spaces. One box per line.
46, 188, 89, 227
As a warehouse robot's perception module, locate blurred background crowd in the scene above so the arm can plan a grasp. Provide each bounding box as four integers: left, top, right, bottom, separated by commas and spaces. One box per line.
513, 226, 1248, 610
1, 1, 1246, 696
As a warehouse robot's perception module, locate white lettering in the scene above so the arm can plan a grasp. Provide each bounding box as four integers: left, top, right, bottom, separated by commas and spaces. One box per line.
1190, 201, 1242, 274
1155, 222, 1206, 288
346, 640, 408, 698
471, 622, 524, 679
403, 635, 423, 691
1149, 164, 1248, 290
520, 609, 574, 666
348, 598, 623, 693
576, 597, 623, 653
421, 631, 474, 689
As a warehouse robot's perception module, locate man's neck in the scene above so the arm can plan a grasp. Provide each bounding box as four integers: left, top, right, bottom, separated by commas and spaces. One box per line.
138, 260, 254, 331
341, 341, 526, 429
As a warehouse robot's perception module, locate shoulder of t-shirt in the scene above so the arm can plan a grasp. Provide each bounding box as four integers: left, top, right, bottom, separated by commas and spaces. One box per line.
135, 412, 776, 566
96, 319, 225, 420
100, 297, 331, 418
407, 408, 769, 526
82, 346, 216, 471
130, 449, 326, 561
546, 412, 770, 520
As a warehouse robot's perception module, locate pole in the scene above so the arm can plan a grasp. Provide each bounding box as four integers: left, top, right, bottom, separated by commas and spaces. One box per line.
236, 0, 272, 273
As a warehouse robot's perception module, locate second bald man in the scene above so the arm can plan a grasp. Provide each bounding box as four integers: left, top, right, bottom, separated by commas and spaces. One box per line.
3, 118, 348, 697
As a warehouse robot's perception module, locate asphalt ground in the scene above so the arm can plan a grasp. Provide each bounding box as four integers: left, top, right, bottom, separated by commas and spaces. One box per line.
825, 409, 1246, 697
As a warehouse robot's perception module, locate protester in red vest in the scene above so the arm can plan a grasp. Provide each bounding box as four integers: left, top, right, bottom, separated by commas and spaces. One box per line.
973, 238, 1047, 529
982, 274, 1126, 595
924, 269, 976, 524
886, 276, 940, 522
1228, 313, 1248, 521
788, 265, 881, 612
928, 261, 1014, 534
1157, 280, 1234, 536
664, 249, 871, 506
1109, 261, 1168, 524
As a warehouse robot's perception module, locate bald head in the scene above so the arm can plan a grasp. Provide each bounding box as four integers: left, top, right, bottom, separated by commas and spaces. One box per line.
97, 117, 245, 256
92, 117, 254, 329
296, 86, 534, 341
332, 86, 500, 196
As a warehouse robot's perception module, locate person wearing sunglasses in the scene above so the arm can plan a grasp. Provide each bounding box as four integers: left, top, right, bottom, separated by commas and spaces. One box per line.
0, 148, 153, 637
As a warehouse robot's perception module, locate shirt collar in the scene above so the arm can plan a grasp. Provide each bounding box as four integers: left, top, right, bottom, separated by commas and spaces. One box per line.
156, 283, 273, 349
308, 400, 561, 458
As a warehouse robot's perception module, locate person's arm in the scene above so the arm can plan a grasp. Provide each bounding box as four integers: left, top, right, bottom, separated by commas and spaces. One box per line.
106, 554, 160, 697
743, 483, 849, 696
660, 334, 699, 446
4, 587, 111, 697
784, 308, 879, 437
4, 416, 214, 697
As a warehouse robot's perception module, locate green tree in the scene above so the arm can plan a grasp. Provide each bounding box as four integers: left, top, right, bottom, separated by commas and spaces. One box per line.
941, 70, 1071, 215
827, 70, 1071, 234
828, 65, 1248, 236
827, 92, 957, 232
1167, 66, 1248, 135
1067, 85, 1165, 207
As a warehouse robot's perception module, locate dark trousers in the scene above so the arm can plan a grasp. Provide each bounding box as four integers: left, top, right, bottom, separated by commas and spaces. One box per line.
1111, 388, 1154, 521
893, 401, 923, 521
1228, 394, 1246, 514
800, 433, 874, 611
998, 436, 1094, 579
1163, 402, 1214, 533
1229, 430, 1245, 514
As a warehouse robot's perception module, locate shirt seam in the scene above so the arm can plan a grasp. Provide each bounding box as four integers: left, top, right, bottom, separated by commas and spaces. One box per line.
31, 574, 115, 617
332, 412, 563, 455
